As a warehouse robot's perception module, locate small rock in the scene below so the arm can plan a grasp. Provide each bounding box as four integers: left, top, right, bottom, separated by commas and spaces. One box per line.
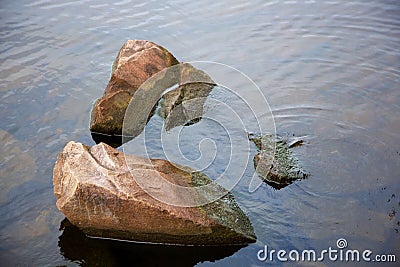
249, 134, 309, 189
53, 141, 256, 245
159, 63, 215, 131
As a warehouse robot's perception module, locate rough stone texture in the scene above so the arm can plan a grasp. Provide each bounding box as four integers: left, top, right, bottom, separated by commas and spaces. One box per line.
90, 40, 179, 136
90, 90, 132, 136
53, 141, 256, 245
160, 83, 213, 130
249, 134, 309, 189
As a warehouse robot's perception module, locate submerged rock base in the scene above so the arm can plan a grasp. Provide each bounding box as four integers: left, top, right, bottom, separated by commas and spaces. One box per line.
59, 218, 245, 266
53, 141, 256, 245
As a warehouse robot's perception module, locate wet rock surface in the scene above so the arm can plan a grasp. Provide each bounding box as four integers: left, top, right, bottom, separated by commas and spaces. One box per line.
53, 141, 256, 245
249, 133, 309, 189
90, 39, 215, 148
89, 40, 179, 137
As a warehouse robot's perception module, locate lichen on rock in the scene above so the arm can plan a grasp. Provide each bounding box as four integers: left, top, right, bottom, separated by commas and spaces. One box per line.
249, 133, 309, 189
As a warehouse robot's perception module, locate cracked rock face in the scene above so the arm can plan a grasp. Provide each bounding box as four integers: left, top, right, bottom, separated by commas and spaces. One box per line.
53, 141, 256, 245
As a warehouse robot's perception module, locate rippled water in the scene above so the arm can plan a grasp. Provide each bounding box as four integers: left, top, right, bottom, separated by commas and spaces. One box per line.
1, 0, 399, 266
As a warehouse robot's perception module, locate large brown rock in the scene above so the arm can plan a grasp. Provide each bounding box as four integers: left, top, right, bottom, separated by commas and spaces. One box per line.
90, 40, 179, 136
53, 141, 256, 245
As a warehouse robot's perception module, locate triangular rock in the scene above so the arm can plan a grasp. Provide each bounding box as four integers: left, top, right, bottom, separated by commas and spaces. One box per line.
53, 141, 256, 245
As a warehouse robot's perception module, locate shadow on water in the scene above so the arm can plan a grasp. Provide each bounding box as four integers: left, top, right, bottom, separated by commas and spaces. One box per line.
58, 219, 245, 267
91, 132, 129, 148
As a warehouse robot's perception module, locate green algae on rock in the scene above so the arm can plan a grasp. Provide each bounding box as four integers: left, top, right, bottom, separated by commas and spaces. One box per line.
249, 133, 309, 189
189, 171, 255, 244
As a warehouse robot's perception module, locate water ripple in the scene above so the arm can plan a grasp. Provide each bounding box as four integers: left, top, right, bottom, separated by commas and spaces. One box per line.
1, 0, 399, 265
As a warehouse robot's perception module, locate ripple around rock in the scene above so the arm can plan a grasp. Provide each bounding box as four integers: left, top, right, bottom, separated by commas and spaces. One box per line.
53, 141, 256, 245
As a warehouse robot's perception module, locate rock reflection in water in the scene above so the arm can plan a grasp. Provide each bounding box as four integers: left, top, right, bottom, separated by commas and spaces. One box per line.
58, 219, 245, 267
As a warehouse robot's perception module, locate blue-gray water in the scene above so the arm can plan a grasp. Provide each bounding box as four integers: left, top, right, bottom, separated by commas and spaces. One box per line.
1, 0, 399, 266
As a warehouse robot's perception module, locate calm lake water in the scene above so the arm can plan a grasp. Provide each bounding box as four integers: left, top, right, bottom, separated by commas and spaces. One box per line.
1, 0, 399, 266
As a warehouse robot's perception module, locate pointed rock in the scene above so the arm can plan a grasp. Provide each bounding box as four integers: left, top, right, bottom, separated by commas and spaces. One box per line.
53, 141, 256, 245
90, 40, 179, 137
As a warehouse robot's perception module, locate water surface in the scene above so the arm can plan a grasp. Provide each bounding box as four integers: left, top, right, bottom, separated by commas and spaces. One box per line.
1, 0, 399, 266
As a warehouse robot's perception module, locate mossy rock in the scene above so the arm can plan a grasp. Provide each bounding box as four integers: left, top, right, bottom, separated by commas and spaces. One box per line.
249, 133, 309, 189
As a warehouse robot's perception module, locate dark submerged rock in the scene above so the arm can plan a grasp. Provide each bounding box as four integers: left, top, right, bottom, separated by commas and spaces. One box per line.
249, 133, 309, 189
